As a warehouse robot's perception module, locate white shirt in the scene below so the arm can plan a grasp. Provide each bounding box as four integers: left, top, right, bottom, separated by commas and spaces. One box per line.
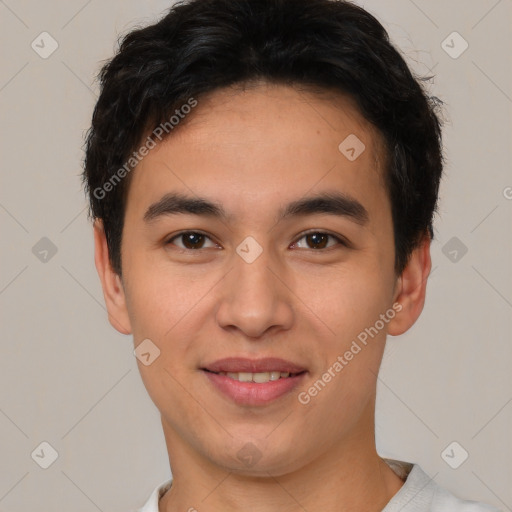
138, 459, 501, 512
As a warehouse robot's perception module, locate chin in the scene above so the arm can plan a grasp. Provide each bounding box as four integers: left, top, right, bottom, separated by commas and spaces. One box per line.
210, 441, 308, 478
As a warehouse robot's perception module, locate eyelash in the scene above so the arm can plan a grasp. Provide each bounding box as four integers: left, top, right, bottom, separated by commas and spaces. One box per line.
164, 230, 349, 252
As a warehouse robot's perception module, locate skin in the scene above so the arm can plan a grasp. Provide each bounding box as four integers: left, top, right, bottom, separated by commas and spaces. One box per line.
94, 81, 431, 512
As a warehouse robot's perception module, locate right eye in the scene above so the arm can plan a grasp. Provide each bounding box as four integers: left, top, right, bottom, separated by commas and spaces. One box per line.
165, 231, 220, 251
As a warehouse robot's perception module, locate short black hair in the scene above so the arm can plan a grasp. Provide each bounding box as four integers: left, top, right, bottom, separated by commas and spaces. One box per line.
82, 0, 444, 277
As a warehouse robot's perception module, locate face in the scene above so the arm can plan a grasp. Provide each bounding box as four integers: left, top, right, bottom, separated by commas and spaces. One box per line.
95, 81, 429, 477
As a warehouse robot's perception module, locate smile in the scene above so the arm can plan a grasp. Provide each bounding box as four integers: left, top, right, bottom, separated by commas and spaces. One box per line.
204, 369, 304, 383
202, 369, 307, 406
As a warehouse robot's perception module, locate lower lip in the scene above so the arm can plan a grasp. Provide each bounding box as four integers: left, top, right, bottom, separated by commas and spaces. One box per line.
202, 370, 307, 406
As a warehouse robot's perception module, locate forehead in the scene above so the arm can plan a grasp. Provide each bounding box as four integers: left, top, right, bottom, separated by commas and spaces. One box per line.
125, 82, 390, 226
171, 81, 385, 160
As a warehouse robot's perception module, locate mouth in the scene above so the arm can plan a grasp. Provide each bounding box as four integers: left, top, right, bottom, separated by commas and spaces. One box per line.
202, 368, 306, 383
201, 356, 307, 375
200, 357, 308, 406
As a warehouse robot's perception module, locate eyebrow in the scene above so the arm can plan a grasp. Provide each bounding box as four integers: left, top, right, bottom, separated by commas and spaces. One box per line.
143, 191, 369, 226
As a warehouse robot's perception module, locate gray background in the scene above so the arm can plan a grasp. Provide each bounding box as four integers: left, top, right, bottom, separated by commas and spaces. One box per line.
0, 0, 511, 510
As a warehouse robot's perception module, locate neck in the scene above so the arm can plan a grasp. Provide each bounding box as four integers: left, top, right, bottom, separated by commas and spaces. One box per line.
159, 405, 404, 512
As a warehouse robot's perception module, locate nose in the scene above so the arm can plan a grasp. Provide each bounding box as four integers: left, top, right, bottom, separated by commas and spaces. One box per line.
215, 241, 294, 339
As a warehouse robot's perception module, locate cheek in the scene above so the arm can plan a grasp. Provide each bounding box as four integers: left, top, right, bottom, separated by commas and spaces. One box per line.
296, 262, 392, 342
123, 262, 221, 395
294, 262, 393, 403
122, 240, 205, 337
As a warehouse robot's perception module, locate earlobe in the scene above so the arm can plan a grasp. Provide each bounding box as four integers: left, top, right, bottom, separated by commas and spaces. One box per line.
387, 234, 432, 336
93, 219, 132, 335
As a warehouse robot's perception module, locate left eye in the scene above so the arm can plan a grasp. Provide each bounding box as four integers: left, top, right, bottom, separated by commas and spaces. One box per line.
166, 231, 345, 251
166, 231, 218, 250
292, 231, 345, 250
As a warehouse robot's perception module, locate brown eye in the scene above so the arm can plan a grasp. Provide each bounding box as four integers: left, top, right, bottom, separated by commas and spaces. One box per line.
305, 233, 329, 249
293, 231, 346, 250
166, 231, 217, 250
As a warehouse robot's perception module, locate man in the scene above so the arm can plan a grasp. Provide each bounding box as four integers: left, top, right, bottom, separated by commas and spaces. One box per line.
82, 0, 500, 510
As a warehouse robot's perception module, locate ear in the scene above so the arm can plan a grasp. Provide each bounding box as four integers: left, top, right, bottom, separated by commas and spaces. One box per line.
93, 219, 132, 335
387, 233, 432, 336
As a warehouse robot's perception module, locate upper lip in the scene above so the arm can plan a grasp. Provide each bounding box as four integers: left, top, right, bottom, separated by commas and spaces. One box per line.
202, 357, 307, 374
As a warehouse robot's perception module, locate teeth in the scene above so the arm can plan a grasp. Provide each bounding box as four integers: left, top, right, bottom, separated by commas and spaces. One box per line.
238, 372, 253, 382
216, 371, 294, 383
